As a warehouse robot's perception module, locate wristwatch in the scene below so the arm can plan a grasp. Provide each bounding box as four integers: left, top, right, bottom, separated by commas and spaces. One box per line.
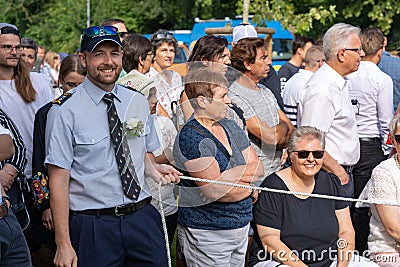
2, 195, 11, 207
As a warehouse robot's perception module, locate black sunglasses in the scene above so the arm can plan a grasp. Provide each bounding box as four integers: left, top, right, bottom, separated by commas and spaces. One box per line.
293, 150, 325, 159
394, 135, 400, 143
83, 26, 119, 38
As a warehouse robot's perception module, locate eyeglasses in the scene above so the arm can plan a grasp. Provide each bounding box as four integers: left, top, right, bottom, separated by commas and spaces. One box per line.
61, 78, 81, 89
394, 135, 400, 143
344, 47, 363, 54
83, 26, 119, 39
316, 59, 325, 63
293, 150, 325, 159
119, 32, 129, 38
155, 32, 175, 40
0, 45, 23, 54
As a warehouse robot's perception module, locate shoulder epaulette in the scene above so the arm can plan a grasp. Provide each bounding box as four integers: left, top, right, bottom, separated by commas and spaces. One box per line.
119, 84, 144, 96
52, 91, 74, 105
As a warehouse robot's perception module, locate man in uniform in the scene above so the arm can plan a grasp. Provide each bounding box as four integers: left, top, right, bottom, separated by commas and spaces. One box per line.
45, 25, 181, 267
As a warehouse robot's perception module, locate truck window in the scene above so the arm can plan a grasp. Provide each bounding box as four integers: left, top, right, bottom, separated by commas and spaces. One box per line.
272, 39, 293, 61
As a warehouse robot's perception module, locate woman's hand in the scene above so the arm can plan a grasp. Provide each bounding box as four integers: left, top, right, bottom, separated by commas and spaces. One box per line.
42, 208, 54, 231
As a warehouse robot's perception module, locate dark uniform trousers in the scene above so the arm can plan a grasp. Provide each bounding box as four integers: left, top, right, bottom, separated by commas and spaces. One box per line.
351, 137, 386, 253
69, 203, 168, 267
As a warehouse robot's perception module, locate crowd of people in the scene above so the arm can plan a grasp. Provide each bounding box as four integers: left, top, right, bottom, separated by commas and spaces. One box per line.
0, 17, 400, 267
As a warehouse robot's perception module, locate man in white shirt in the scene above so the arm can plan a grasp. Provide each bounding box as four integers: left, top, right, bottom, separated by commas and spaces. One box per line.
347, 27, 393, 253
300, 23, 364, 198
283, 45, 324, 127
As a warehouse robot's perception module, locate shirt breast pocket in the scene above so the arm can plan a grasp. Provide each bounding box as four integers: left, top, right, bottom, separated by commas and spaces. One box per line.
74, 127, 109, 172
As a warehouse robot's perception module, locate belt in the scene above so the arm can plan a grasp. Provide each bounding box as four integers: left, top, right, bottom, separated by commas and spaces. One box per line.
0, 202, 8, 219
341, 165, 354, 173
359, 137, 380, 143
72, 197, 151, 217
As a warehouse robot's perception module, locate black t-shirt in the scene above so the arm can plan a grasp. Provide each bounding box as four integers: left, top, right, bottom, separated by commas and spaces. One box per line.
259, 66, 284, 110
277, 61, 300, 93
249, 171, 348, 267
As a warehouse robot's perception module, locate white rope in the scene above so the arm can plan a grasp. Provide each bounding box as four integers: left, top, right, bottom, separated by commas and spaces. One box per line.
158, 181, 172, 267
179, 175, 400, 207
156, 175, 400, 266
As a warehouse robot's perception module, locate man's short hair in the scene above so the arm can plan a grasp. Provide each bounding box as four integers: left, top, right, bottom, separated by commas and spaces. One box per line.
21, 38, 38, 55
122, 34, 152, 72
292, 36, 314, 55
360, 27, 384, 57
304, 45, 324, 68
230, 38, 265, 73
323, 23, 361, 60
0, 23, 21, 39
101, 18, 125, 26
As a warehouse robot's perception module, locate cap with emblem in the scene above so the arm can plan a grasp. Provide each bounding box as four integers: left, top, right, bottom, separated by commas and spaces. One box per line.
80, 25, 122, 52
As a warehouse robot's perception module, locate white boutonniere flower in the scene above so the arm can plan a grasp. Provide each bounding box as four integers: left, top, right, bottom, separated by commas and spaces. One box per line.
123, 117, 144, 138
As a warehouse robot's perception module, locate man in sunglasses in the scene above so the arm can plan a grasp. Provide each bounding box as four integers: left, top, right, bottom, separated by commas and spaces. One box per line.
45, 25, 181, 267
101, 18, 130, 41
300, 23, 364, 200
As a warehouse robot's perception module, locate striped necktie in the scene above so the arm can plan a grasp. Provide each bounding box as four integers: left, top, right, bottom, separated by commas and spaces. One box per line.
103, 93, 140, 200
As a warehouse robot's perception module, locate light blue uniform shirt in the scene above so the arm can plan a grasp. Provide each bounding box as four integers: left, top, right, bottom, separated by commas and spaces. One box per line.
45, 77, 159, 211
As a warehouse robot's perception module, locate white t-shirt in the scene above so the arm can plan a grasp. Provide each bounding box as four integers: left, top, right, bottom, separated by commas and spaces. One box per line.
147, 67, 183, 118
282, 69, 314, 127
0, 72, 54, 177
146, 115, 178, 216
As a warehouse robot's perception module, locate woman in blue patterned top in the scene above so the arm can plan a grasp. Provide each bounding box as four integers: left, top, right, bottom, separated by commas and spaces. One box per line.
174, 68, 264, 266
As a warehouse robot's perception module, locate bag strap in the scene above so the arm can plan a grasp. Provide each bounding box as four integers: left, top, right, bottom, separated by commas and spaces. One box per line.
185, 124, 231, 161
229, 103, 246, 130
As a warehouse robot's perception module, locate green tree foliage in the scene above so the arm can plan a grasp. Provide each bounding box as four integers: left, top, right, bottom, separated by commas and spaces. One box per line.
0, 0, 399, 52
248, 0, 400, 49
250, 0, 338, 36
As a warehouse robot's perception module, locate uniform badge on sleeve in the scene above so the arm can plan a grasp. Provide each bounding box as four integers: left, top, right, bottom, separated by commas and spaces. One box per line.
52, 91, 74, 105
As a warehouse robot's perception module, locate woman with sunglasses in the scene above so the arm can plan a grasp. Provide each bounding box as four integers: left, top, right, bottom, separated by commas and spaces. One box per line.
249, 126, 377, 267
148, 29, 183, 120
357, 114, 400, 266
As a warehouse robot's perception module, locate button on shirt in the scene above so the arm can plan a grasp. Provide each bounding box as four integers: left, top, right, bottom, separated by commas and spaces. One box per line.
299, 63, 360, 166
347, 61, 393, 153
45, 78, 160, 211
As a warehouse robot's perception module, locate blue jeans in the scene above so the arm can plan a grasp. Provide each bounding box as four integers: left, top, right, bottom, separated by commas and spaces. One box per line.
0, 210, 31, 267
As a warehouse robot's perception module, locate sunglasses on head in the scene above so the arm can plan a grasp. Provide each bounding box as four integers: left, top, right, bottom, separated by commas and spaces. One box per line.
83, 26, 119, 38
394, 135, 400, 143
155, 32, 175, 40
293, 150, 325, 159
